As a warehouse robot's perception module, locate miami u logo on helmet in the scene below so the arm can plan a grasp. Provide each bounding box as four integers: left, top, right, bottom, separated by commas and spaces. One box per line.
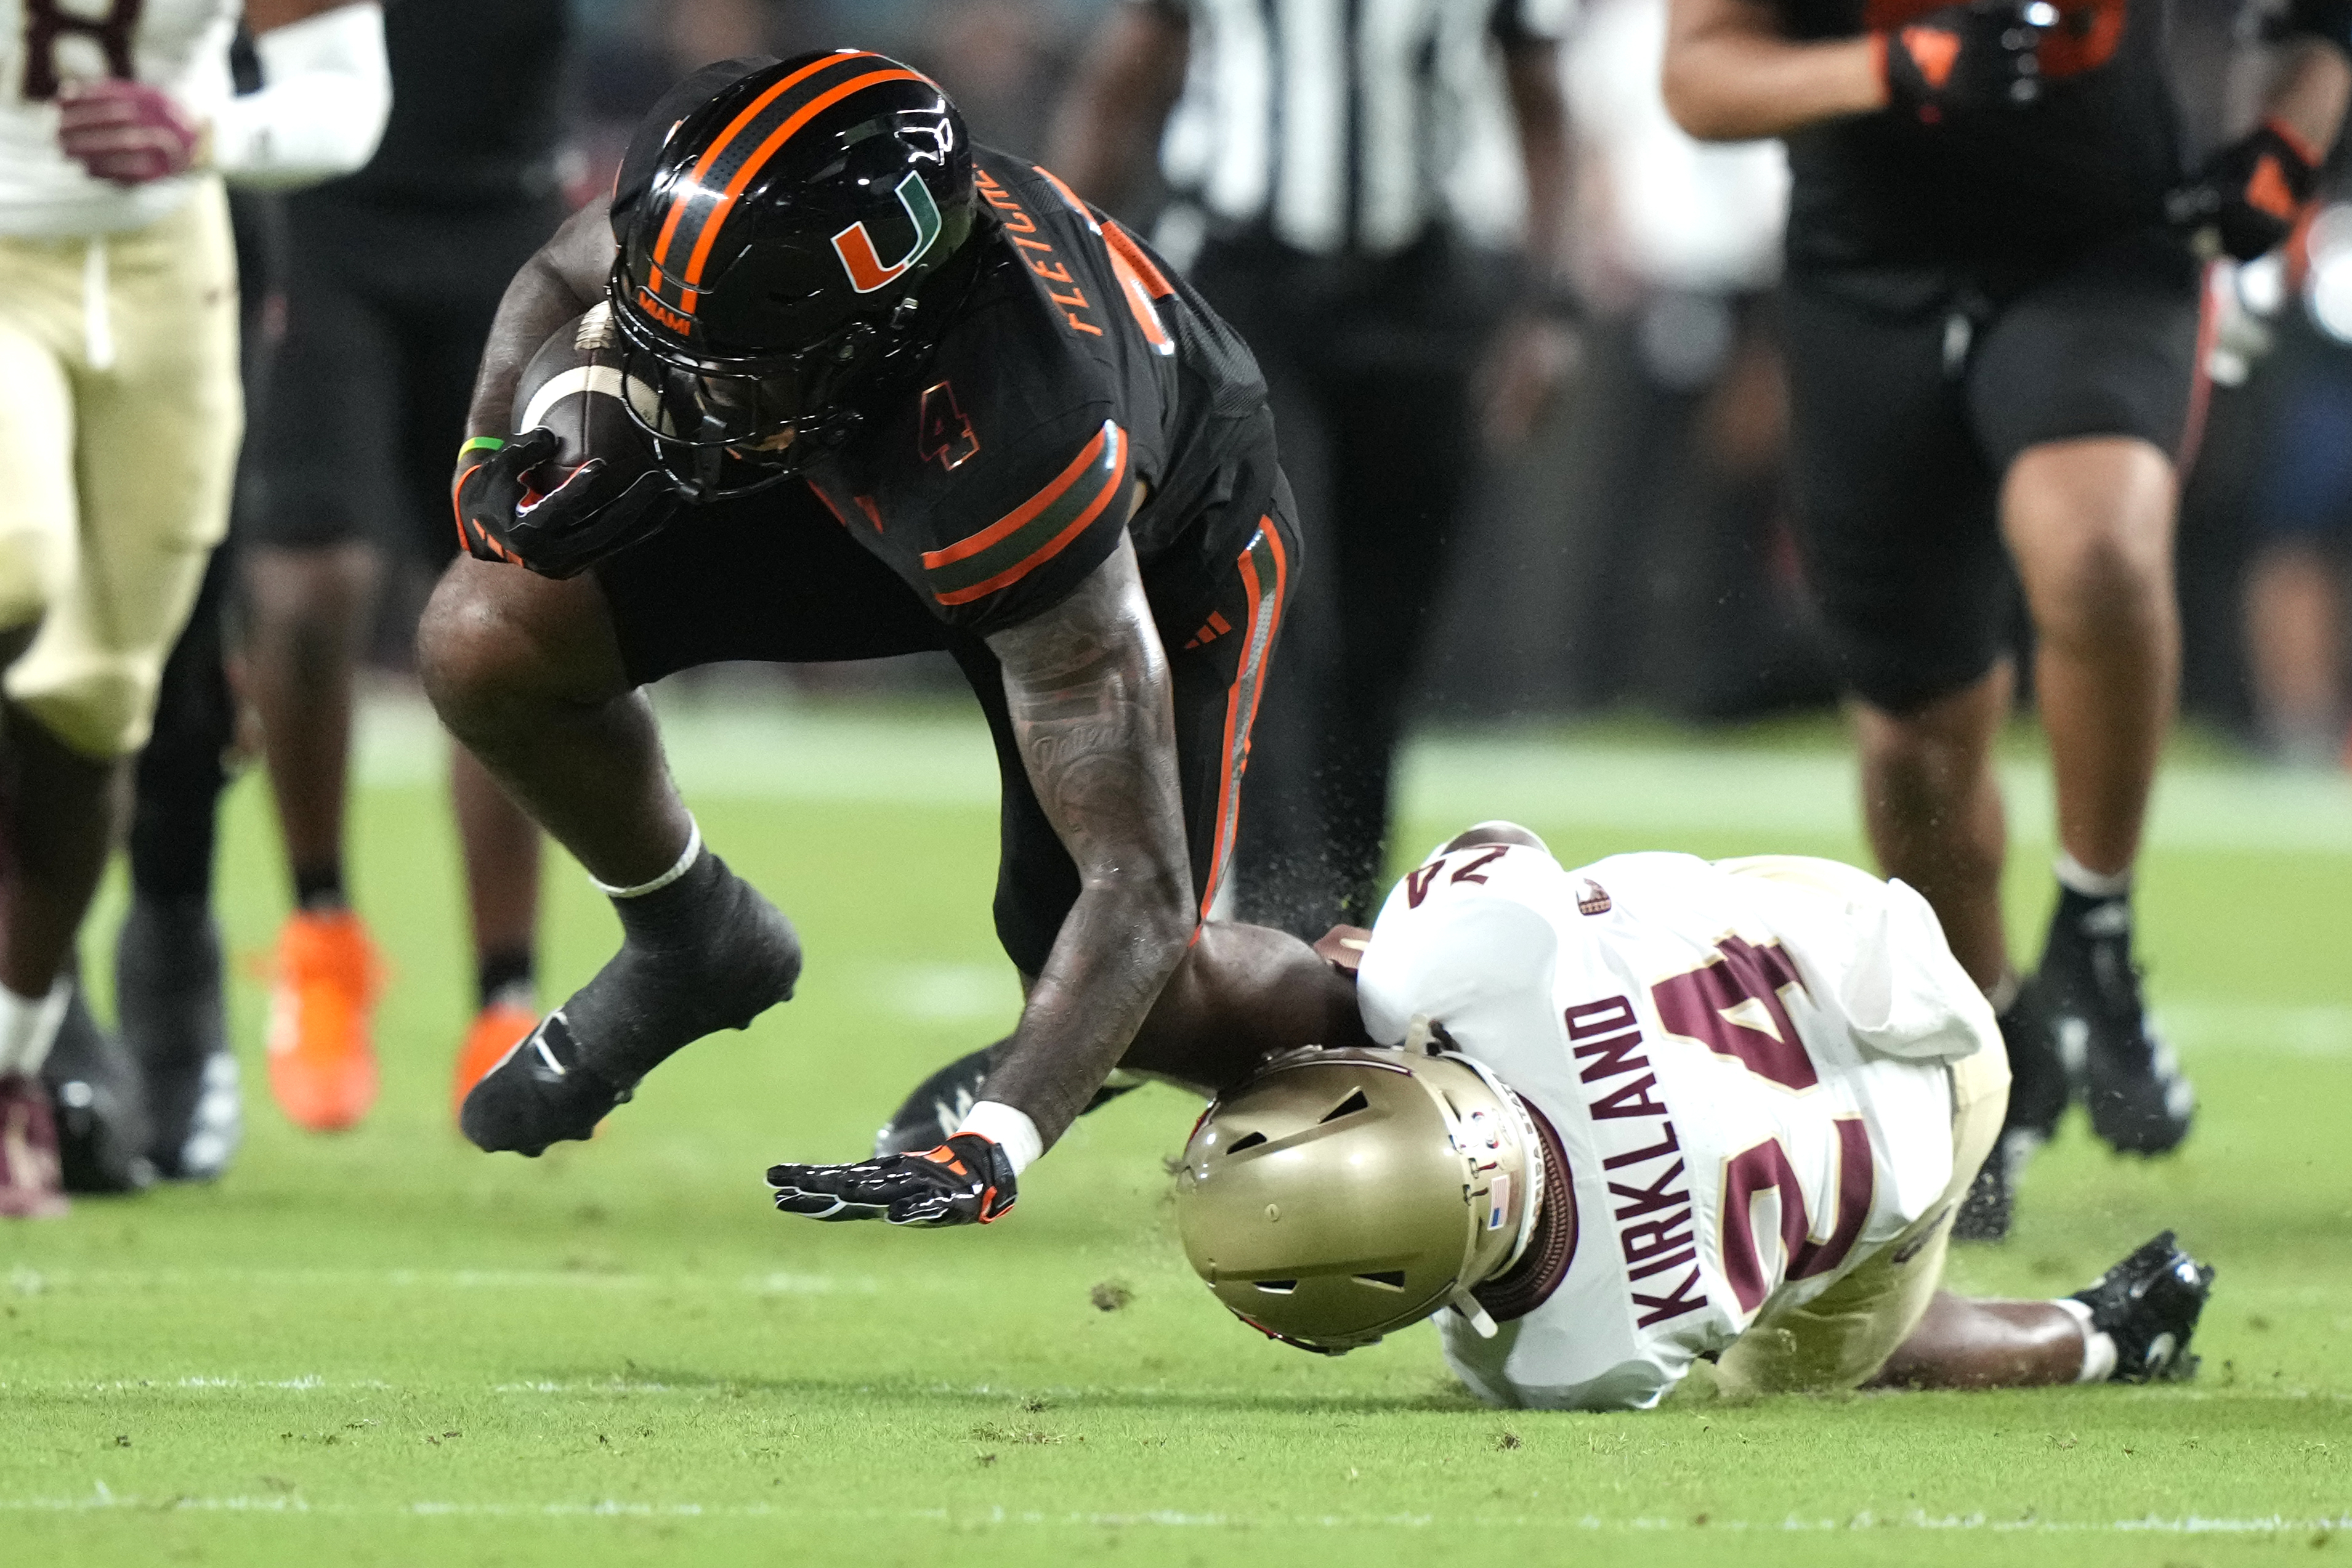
832, 171, 944, 294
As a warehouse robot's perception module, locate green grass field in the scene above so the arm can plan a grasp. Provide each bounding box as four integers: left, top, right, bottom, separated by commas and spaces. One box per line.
7, 694, 2351, 1566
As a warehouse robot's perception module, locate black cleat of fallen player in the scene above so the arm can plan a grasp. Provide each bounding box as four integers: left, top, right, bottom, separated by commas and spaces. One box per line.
116, 893, 240, 1181
873, 1045, 995, 1158
1954, 980, 2071, 1243
41, 978, 156, 1194
872, 1040, 1144, 1158
2071, 1230, 2215, 1383
2040, 889, 2193, 1155
461, 849, 801, 1156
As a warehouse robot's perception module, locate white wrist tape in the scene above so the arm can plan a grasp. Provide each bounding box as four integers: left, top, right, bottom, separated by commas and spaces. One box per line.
2053, 1296, 2117, 1383
0, 979, 70, 1077
212, 2, 390, 188
954, 1100, 1042, 1176
591, 819, 702, 899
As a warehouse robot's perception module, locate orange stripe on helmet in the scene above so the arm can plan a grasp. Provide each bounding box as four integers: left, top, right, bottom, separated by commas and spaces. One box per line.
676, 68, 931, 302
650, 53, 867, 289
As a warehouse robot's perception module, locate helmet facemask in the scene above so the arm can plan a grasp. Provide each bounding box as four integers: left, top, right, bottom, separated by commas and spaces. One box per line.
607, 283, 897, 499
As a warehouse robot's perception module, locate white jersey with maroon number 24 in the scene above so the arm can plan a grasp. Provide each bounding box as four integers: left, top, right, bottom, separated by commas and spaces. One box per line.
1354, 843, 1997, 1412
0, 0, 237, 236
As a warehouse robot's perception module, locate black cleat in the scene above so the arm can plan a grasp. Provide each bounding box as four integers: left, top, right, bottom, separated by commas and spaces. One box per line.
41, 979, 156, 1194
115, 894, 240, 1181
2041, 894, 2192, 1155
873, 1039, 1146, 1158
2071, 1230, 2215, 1382
1954, 981, 2071, 1243
460, 851, 800, 1156
459, 1011, 632, 1156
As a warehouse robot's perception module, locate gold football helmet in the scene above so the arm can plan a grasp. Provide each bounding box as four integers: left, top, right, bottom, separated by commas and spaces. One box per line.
1171, 1041, 1542, 1353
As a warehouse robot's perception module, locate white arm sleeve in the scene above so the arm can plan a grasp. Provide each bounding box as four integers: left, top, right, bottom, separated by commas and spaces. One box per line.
211, 2, 391, 190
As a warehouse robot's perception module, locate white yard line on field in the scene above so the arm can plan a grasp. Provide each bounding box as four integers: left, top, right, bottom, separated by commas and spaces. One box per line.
5, 1267, 887, 1298
351, 692, 2352, 854
2162, 1003, 2352, 1057
2, 1489, 2347, 1535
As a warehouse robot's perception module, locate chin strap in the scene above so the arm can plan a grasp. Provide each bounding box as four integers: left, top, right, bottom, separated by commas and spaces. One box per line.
1449, 1285, 1500, 1340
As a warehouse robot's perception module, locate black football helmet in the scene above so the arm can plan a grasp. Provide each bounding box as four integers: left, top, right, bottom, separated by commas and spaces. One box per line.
608, 51, 981, 498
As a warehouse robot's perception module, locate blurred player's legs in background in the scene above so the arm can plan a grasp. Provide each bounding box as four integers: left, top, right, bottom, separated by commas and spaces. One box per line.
239, 185, 562, 1133
1782, 236, 2203, 1241
1037, 1, 1571, 941
116, 0, 575, 1136
1212, 235, 1498, 934
2241, 310, 2352, 766
0, 186, 242, 1217
109, 192, 284, 1186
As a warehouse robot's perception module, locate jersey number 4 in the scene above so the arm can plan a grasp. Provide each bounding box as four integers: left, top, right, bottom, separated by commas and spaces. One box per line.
20, 0, 139, 102
1652, 939, 1872, 1311
918, 381, 980, 472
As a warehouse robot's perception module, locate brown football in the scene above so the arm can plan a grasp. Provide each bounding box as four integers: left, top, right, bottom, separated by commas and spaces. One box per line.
509, 302, 666, 491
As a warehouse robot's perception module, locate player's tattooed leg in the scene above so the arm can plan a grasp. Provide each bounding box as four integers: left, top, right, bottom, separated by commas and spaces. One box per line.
460, 847, 801, 1155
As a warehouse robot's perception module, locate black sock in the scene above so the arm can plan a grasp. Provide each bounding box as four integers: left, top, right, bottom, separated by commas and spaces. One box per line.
477, 945, 535, 1011
129, 541, 235, 905
2052, 883, 2131, 949
294, 863, 347, 911
608, 848, 726, 948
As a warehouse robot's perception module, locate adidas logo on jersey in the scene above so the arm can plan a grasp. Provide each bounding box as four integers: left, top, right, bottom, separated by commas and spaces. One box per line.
1183, 610, 1234, 650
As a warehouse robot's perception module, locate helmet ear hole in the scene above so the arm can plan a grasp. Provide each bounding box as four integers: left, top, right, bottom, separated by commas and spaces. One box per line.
1224, 1131, 1267, 1154
1355, 1271, 1408, 1291
1252, 1280, 1298, 1295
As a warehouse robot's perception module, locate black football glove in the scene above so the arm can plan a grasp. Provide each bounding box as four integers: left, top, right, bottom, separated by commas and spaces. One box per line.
767, 1133, 1017, 1227
1878, 2, 2046, 123
451, 429, 683, 580
2168, 121, 2321, 262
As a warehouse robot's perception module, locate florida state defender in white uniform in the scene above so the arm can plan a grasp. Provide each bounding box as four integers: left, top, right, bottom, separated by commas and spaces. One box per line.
1354, 838, 2012, 1408
0, 0, 387, 1216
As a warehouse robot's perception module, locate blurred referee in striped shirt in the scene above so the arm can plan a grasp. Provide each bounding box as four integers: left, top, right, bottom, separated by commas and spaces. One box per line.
1048, 0, 1575, 937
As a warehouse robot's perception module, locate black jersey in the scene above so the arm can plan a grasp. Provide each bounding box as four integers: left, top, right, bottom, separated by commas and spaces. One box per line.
329, 0, 570, 207
1778, 0, 2185, 273
798, 150, 1276, 639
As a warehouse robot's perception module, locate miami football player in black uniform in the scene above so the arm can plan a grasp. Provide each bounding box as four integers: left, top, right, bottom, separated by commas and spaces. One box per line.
425, 52, 1296, 1226
1663, 0, 2350, 1237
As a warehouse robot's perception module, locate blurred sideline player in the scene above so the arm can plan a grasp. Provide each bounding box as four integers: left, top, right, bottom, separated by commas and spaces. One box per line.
0, 0, 390, 1217
429, 53, 1296, 1229
122, 0, 572, 1144
1660, 0, 2351, 1235
1046, 0, 1577, 939
2242, 197, 2352, 766
1163, 823, 2214, 1407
